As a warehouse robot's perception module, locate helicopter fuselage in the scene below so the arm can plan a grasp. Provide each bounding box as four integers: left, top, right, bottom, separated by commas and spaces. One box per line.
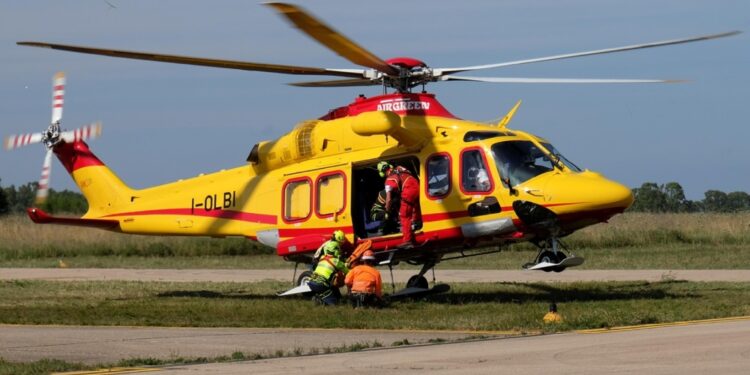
49, 92, 633, 265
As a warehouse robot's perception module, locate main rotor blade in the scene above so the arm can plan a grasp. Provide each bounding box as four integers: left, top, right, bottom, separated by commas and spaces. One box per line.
4, 132, 43, 150
51, 72, 65, 124
442, 76, 681, 84
289, 78, 378, 87
35, 149, 53, 205
17, 41, 365, 78
436, 31, 741, 76
267, 3, 399, 76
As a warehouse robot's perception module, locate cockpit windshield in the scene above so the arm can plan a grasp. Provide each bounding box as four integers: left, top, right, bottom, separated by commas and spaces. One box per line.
491, 141, 581, 187
542, 143, 582, 173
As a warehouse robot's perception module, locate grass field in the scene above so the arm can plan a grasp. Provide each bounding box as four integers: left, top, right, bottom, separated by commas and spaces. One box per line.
1, 279, 749, 331
1, 212, 749, 373
1, 212, 748, 269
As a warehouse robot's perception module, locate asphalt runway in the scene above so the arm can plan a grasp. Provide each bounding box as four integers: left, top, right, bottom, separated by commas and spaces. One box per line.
0, 325, 487, 365
3, 268, 750, 283
5, 318, 746, 374
153, 318, 750, 375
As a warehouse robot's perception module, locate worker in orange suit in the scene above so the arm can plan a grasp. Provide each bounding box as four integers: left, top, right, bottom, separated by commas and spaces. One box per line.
345, 250, 383, 308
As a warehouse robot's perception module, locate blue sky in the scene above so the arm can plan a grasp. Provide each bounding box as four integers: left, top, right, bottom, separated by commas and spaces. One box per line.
1, 0, 748, 200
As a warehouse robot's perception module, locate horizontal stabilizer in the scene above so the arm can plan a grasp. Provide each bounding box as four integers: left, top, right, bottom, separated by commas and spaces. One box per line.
27, 208, 120, 229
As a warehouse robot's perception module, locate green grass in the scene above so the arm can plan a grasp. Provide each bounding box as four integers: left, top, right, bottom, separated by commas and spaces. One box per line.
1, 242, 748, 270
0, 358, 88, 375
1, 212, 749, 269
1, 280, 748, 331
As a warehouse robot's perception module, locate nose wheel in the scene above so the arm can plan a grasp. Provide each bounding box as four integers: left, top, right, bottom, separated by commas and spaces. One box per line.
523, 237, 583, 272
535, 249, 568, 272
403, 259, 436, 289
406, 275, 429, 289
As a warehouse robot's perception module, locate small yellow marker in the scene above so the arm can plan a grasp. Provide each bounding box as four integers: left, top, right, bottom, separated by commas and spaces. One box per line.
58, 259, 68, 268
543, 303, 563, 324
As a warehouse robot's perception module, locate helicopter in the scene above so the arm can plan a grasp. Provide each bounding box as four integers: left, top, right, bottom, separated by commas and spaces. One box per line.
8, 3, 739, 290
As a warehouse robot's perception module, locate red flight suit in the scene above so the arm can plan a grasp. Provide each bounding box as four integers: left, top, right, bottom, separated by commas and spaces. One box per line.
384, 166, 421, 244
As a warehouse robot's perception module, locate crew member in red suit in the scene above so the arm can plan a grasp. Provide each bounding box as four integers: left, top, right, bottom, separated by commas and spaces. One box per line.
377, 161, 422, 248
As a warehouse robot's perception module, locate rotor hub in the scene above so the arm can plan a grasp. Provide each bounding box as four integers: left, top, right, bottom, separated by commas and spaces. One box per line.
385, 57, 426, 70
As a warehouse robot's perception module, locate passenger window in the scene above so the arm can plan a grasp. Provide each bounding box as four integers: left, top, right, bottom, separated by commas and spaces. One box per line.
461, 149, 492, 193
426, 154, 451, 198
317, 172, 346, 217
284, 178, 311, 221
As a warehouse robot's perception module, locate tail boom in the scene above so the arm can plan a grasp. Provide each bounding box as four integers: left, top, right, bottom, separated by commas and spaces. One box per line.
53, 140, 133, 218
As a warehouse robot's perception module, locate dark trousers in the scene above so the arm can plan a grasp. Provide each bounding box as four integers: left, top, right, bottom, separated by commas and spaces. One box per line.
308, 280, 340, 306
349, 292, 381, 308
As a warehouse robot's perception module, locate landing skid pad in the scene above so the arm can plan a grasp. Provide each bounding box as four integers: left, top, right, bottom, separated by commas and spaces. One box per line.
277, 283, 312, 297
389, 283, 450, 300
525, 256, 585, 271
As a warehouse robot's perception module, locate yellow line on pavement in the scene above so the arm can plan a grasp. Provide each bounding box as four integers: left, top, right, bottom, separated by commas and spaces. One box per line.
52, 367, 160, 375
577, 315, 750, 334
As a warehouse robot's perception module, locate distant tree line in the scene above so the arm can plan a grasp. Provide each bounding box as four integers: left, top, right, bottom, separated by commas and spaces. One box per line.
630, 182, 750, 213
0, 178, 747, 216
0, 179, 87, 215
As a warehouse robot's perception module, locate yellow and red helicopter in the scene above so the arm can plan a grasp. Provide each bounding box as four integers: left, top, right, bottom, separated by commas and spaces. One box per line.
5, 3, 739, 289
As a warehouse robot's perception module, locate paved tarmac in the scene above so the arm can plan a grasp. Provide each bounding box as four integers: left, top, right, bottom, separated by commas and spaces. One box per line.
8, 318, 746, 374
0, 325, 486, 365
155, 318, 750, 374
3, 268, 750, 283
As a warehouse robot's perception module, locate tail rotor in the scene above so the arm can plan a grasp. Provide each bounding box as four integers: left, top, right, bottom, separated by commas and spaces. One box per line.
51, 71, 65, 126
3, 71, 103, 206
36, 150, 53, 205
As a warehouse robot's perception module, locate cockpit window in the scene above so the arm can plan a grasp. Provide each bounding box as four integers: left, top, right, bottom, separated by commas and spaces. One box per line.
541, 143, 582, 172
461, 149, 493, 193
491, 141, 579, 187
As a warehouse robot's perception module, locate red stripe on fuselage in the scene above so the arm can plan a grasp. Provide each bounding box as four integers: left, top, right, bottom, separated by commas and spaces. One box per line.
103, 208, 278, 225
277, 226, 354, 237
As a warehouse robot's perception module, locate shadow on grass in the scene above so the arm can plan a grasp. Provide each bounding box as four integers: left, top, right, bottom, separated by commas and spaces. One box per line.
420, 280, 697, 305
156, 290, 276, 300
155, 280, 699, 306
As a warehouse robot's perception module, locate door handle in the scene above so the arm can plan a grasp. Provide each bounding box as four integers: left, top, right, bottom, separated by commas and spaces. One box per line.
524, 188, 544, 197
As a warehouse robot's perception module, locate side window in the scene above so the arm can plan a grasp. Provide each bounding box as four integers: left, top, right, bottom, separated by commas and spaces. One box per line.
283, 178, 311, 222
461, 149, 493, 193
426, 153, 451, 199
316, 172, 346, 217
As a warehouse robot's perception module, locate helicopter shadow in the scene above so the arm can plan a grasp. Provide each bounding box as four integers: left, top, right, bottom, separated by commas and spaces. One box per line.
418, 280, 697, 305
156, 290, 276, 301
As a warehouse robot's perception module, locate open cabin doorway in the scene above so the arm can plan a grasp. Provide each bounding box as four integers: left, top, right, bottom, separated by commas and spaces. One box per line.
351, 155, 420, 241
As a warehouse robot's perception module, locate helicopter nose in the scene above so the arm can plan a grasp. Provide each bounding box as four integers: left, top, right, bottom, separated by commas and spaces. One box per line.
590, 175, 634, 211
544, 171, 633, 212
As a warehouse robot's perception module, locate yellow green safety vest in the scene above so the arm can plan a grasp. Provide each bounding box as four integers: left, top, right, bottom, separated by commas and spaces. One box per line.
313, 255, 348, 283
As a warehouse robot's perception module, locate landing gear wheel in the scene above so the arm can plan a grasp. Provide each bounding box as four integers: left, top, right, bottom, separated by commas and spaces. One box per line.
297, 270, 314, 286
537, 250, 560, 273
552, 252, 567, 273
406, 275, 429, 289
